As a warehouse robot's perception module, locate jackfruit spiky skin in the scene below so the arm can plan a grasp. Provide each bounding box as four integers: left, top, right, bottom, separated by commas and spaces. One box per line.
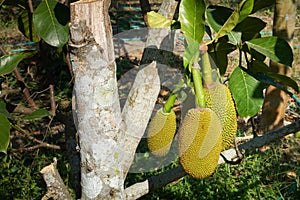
204, 84, 237, 150
178, 108, 222, 179
147, 108, 177, 157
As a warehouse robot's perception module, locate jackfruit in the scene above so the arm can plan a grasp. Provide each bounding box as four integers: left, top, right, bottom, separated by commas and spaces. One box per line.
147, 108, 177, 157
178, 108, 222, 179
204, 84, 237, 150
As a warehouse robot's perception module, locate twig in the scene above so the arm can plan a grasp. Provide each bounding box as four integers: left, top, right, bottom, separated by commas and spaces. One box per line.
124, 120, 300, 199
13, 68, 38, 110
11, 124, 61, 152
49, 84, 56, 116
65, 53, 75, 83
16, 143, 60, 153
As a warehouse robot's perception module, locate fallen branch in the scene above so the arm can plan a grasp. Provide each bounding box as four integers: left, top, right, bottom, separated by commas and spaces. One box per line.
124, 120, 300, 199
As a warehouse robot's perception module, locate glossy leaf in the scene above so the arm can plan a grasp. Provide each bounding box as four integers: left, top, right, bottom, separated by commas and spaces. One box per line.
147, 11, 175, 28
23, 109, 51, 120
208, 38, 236, 75
206, 6, 232, 33
228, 31, 242, 45
179, 0, 206, 45
246, 36, 293, 66
0, 113, 10, 154
249, 60, 299, 92
0, 53, 34, 76
238, 0, 254, 23
229, 66, 265, 117
33, 0, 69, 47
252, 0, 275, 14
18, 10, 39, 42
234, 17, 266, 41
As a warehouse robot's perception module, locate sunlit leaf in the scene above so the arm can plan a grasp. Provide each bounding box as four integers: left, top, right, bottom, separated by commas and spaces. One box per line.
0, 52, 35, 76
179, 0, 206, 45
229, 66, 265, 117
246, 36, 293, 66
228, 31, 242, 45
238, 0, 254, 23
147, 11, 175, 28
23, 109, 51, 120
0, 113, 10, 154
33, 0, 69, 47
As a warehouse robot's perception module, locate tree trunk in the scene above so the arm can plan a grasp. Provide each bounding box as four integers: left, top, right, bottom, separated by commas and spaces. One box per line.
259, 0, 296, 133
141, 0, 179, 64
69, 0, 160, 198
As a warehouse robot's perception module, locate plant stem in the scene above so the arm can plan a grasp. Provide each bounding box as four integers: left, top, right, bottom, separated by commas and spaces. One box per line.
163, 93, 177, 113
201, 51, 214, 86
191, 63, 206, 108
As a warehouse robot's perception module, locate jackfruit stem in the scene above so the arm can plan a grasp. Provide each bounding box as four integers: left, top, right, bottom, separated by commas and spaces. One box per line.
201, 51, 214, 87
191, 63, 206, 108
163, 93, 177, 113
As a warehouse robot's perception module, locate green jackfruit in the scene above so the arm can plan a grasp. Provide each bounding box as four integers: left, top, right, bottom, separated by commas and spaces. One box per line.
204, 84, 237, 150
147, 108, 177, 157
178, 108, 222, 179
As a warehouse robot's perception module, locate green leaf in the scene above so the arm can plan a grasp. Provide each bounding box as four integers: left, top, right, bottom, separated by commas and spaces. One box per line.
179, 0, 206, 45
249, 60, 299, 93
18, 10, 39, 42
211, 5, 240, 42
23, 109, 51, 120
33, 0, 70, 47
207, 1, 253, 43
234, 17, 266, 41
238, 0, 254, 23
208, 38, 236, 75
229, 66, 265, 117
0, 52, 34, 76
246, 36, 293, 66
0, 102, 10, 118
147, 11, 175, 28
228, 31, 242, 45
252, 0, 275, 14
0, 113, 10, 154
206, 6, 232, 33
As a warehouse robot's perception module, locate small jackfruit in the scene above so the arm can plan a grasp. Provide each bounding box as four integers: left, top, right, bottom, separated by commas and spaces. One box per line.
178, 108, 222, 179
147, 108, 177, 157
204, 84, 237, 150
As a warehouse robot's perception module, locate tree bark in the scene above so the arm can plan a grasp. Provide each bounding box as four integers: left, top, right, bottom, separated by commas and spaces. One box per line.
141, 0, 179, 64
69, 0, 160, 198
259, 0, 296, 133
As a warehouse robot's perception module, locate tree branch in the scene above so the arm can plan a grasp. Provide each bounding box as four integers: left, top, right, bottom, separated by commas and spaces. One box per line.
40, 158, 72, 200
124, 120, 300, 199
